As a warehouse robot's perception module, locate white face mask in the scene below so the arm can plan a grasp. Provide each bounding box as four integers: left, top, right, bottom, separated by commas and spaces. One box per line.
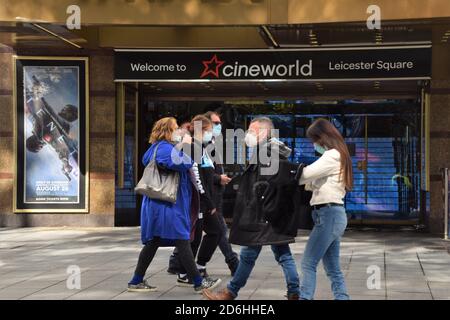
244, 132, 258, 147
172, 134, 182, 143
171, 129, 184, 143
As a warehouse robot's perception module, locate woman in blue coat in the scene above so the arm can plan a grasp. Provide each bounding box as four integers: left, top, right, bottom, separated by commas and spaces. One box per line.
127, 117, 220, 293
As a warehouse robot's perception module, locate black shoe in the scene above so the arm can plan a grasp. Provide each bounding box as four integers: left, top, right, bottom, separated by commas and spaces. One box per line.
176, 274, 194, 287
167, 266, 179, 275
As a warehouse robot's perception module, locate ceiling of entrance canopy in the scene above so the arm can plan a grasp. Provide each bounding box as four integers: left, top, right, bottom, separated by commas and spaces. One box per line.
0, 19, 449, 50
136, 79, 423, 100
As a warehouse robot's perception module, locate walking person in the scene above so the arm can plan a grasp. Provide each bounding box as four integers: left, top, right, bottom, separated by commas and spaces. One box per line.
203, 117, 300, 300
167, 123, 203, 276
297, 118, 353, 300
203, 111, 239, 275
167, 112, 239, 276
176, 115, 223, 285
127, 117, 220, 293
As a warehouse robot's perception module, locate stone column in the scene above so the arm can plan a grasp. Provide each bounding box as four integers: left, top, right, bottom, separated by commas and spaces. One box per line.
428, 43, 450, 234
0, 48, 14, 225
87, 51, 116, 226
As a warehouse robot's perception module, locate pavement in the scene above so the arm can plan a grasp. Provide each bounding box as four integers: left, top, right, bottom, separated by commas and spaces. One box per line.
0, 226, 450, 300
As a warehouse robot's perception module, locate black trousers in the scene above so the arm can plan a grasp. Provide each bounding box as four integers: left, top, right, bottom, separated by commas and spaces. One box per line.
177, 218, 203, 274
134, 237, 200, 281
197, 211, 222, 266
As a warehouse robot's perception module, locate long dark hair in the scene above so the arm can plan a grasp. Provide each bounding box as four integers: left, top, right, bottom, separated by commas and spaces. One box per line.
306, 118, 353, 191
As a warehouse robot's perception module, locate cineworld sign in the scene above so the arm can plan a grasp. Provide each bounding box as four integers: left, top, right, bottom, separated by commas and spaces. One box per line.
114, 46, 431, 82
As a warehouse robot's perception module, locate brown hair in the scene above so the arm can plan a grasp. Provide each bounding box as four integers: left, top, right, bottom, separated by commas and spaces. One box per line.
204, 111, 221, 120
149, 117, 177, 144
306, 118, 353, 191
187, 115, 212, 136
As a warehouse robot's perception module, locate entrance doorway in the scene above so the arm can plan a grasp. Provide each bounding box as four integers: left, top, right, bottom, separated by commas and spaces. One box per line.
114, 81, 428, 227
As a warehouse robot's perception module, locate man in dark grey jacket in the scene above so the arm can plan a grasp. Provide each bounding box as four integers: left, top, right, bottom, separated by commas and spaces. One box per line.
203, 117, 300, 300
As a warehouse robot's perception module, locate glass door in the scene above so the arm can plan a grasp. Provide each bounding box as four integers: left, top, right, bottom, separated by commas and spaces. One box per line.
115, 83, 139, 226
342, 112, 422, 224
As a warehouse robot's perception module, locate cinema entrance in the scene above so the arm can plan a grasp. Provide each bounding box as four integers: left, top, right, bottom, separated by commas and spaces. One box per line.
114, 47, 431, 227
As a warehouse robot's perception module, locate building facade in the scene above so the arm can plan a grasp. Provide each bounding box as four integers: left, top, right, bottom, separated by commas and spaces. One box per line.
0, 0, 449, 234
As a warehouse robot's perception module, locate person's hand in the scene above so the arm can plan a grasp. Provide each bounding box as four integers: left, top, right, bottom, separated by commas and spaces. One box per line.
211, 208, 217, 215
181, 134, 192, 145
220, 174, 232, 186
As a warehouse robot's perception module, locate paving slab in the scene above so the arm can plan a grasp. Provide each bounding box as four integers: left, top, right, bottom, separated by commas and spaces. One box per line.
0, 227, 448, 300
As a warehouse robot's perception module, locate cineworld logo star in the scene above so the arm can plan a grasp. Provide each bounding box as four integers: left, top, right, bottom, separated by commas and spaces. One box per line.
200, 54, 312, 79
200, 54, 225, 78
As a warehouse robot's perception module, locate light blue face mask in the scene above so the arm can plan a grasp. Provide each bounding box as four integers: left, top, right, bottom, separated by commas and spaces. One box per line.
212, 124, 222, 137
203, 131, 213, 144
314, 143, 327, 155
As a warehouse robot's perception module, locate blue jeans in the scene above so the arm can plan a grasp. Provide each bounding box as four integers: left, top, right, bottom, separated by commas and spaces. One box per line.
227, 244, 300, 298
300, 205, 349, 300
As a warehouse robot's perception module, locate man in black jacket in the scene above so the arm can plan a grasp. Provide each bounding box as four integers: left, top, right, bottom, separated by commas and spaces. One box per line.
172, 116, 223, 286
167, 113, 239, 277
203, 117, 300, 300
204, 111, 239, 276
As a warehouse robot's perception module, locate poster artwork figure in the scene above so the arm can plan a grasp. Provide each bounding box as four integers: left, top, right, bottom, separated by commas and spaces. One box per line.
25, 75, 79, 181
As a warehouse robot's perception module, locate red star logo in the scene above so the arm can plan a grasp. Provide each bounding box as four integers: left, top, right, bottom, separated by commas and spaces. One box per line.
200, 54, 225, 78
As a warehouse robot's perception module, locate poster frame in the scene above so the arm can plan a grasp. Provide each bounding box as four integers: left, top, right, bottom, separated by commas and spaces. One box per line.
13, 56, 89, 213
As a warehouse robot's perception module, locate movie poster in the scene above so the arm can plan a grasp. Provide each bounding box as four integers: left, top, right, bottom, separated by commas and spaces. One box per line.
14, 57, 89, 212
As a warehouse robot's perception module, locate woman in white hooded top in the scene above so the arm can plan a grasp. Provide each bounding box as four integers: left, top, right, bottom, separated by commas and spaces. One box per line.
298, 118, 353, 300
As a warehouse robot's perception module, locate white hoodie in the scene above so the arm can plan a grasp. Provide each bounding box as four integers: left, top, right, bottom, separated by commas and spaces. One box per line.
299, 148, 346, 206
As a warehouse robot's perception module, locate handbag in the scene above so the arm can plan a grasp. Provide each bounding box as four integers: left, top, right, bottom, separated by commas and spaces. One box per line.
134, 143, 180, 203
